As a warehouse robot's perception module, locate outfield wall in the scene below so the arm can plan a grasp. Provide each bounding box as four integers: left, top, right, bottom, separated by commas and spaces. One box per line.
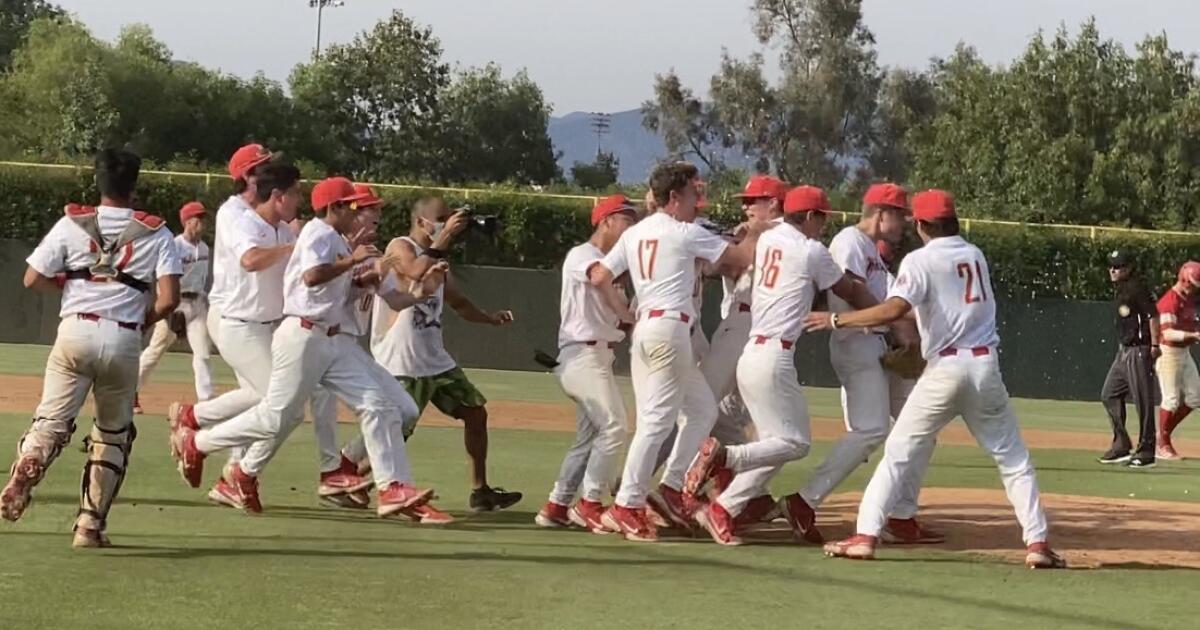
0, 239, 1166, 402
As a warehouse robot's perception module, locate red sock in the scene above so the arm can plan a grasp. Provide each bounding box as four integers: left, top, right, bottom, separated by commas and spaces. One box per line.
1159, 408, 1175, 441
1169, 405, 1193, 435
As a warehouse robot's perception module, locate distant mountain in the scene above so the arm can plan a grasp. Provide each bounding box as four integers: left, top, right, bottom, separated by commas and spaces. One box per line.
548, 109, 750, 185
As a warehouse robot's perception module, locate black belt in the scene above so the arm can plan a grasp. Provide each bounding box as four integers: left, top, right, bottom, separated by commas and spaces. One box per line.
181, 292, 201, 299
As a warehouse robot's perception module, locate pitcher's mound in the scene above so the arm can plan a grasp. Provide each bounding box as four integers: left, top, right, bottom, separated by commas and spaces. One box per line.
800, 488, 1200, 569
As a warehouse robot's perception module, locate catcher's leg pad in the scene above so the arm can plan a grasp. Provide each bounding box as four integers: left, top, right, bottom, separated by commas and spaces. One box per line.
14, 416, 77, 479
76, 422, 136, 533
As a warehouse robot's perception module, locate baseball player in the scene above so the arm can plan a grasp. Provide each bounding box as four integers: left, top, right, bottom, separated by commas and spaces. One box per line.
688, 175, 790, 526
1, 149, 182, 548
685, 185, 878, 545
312, 184, 455, 524
1155, 261, 1200, 460
134, 201, 214, 413
172, 177, 439, 518
792, 183, 937, 543
1099, 250, 1160, 468
806, 189, 1065, 569
587, 161, 760, 542
371, 197, 522, 512
167, 162, 304, 509
535, 195, 638, 531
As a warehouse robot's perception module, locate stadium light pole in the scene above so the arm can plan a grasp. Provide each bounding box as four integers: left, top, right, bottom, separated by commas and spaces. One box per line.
310, 0, 347, 61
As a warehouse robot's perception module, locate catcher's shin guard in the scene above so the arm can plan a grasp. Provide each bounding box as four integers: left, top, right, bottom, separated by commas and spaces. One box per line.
1, 417, 76, 521
75, 422, 136, 533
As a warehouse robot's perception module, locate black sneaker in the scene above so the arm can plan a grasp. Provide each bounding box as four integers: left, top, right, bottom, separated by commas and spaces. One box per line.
469, 486, 523, 512
1128, 455, 1157, 469
1097, 449, 1131, 464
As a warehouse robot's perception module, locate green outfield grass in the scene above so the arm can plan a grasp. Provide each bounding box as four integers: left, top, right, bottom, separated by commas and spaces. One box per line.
2, 342, 1199, 630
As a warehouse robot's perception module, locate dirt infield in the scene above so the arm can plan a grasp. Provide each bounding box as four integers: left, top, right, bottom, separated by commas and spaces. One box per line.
9, 373, 1198, 454
812, 488, 1200, 569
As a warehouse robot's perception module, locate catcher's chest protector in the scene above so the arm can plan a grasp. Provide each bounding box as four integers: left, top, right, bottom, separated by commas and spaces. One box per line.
64, 204, 165, 292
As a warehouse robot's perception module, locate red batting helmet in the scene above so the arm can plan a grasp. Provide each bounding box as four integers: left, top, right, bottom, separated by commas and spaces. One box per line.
1179, 261, 1200, 287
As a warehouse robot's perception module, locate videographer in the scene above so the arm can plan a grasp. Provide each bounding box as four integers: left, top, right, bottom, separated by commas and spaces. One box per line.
370, 196, 522, 512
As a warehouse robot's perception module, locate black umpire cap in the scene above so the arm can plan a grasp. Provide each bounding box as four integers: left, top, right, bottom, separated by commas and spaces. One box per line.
1107, 249, 1132, 268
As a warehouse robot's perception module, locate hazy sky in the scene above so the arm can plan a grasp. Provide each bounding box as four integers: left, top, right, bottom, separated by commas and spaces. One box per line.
52, 0, 1200, 114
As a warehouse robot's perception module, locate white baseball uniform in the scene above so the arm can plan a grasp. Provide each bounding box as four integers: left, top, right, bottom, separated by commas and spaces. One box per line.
1155, 289, 1200, 411
599, 212, 728, 507
882, 268, 923, 520
853, 235, 1050, 545
138, 234, 215, 400
718, 223, 842, 514
546, 242, 628, 506
689, 265, 710, 362
195, 220, 418, 487
21, 205, 181, 532
702, 264, 756, 446
193, 209, 294, 428
799, 226, 891, 508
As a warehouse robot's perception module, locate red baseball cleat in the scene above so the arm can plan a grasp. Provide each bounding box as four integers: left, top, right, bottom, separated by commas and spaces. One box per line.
882, 517, 946, 544
684, 438, 726, 496
318, 457, 374, 497
535, 501, 572, 528
705, 467, 735, 502
646, 484, 697, 530
824, 534, 878, 560
170, 425, 205, 488
0, 455, 44, 522
167, 402, 198, 432
207, 477, 241, 509
570, 499, 609, 533
695, 502, 742, 546
397, 502, 455, 525
1156, 443, 1182, 461
1025, 542, 1067, 569
780, 493, 824, 544
377, 482, 434, 518
600, 504, 658, 542
230, 464, 262, 514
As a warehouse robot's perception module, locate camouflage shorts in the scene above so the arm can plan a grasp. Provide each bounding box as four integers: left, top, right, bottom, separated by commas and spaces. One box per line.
397, 367, 487, 437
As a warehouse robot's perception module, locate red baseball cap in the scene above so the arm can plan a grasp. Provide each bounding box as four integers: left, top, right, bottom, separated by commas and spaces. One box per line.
783, 186, 831, 214
591, 194, 637, 226
352, 184, 384, 208
733, 175, 788, 201
178, 201, 207, 223
311, 177, 371, 212
911, 189, 956, 221
1179, 261, 1200, 287
228, 143, 272, 180
863, 183, 908, 210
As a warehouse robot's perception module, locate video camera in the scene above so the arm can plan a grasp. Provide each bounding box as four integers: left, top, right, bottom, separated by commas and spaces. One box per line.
457, 205, 500, 236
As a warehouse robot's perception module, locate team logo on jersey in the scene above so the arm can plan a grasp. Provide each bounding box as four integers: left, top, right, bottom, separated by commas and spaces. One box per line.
1118, 304, 1131, 318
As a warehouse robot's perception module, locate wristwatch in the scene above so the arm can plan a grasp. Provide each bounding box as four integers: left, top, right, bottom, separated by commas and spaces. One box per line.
830, 313, 841, 329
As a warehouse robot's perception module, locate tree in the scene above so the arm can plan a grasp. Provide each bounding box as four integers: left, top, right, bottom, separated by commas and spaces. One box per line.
641, 70, 729, 172
438, 64, 560, 184
0, 0, 61, 69
709, 0, 884, 185
289, 10, 449, 180
570, 152, 619, 190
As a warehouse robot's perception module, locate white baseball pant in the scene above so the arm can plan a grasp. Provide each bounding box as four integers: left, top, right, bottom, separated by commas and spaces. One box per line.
855, 350, 1049, 544
701, 309, 754, 445
137, 296, 215, 400
196, 319, 417, 487
240, 385, 343, 477
886, 371, 924, 519
194, 317, 275, 426
547, 343, 626, 505
800, 333, 890, 507
1156, 345, 1200, 411
616, 316, 717, 507
716, 341, 812, 515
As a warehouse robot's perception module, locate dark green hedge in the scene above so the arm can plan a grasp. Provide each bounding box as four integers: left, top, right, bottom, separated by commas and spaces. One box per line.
1, 165, 1196, 300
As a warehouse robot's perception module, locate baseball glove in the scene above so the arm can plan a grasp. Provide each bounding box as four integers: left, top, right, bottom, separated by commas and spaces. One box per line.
880, 345, 926, 380
167, 310, 187, 337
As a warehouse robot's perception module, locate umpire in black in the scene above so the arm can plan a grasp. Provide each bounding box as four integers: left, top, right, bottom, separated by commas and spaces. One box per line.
1099, 250, 1160, 467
